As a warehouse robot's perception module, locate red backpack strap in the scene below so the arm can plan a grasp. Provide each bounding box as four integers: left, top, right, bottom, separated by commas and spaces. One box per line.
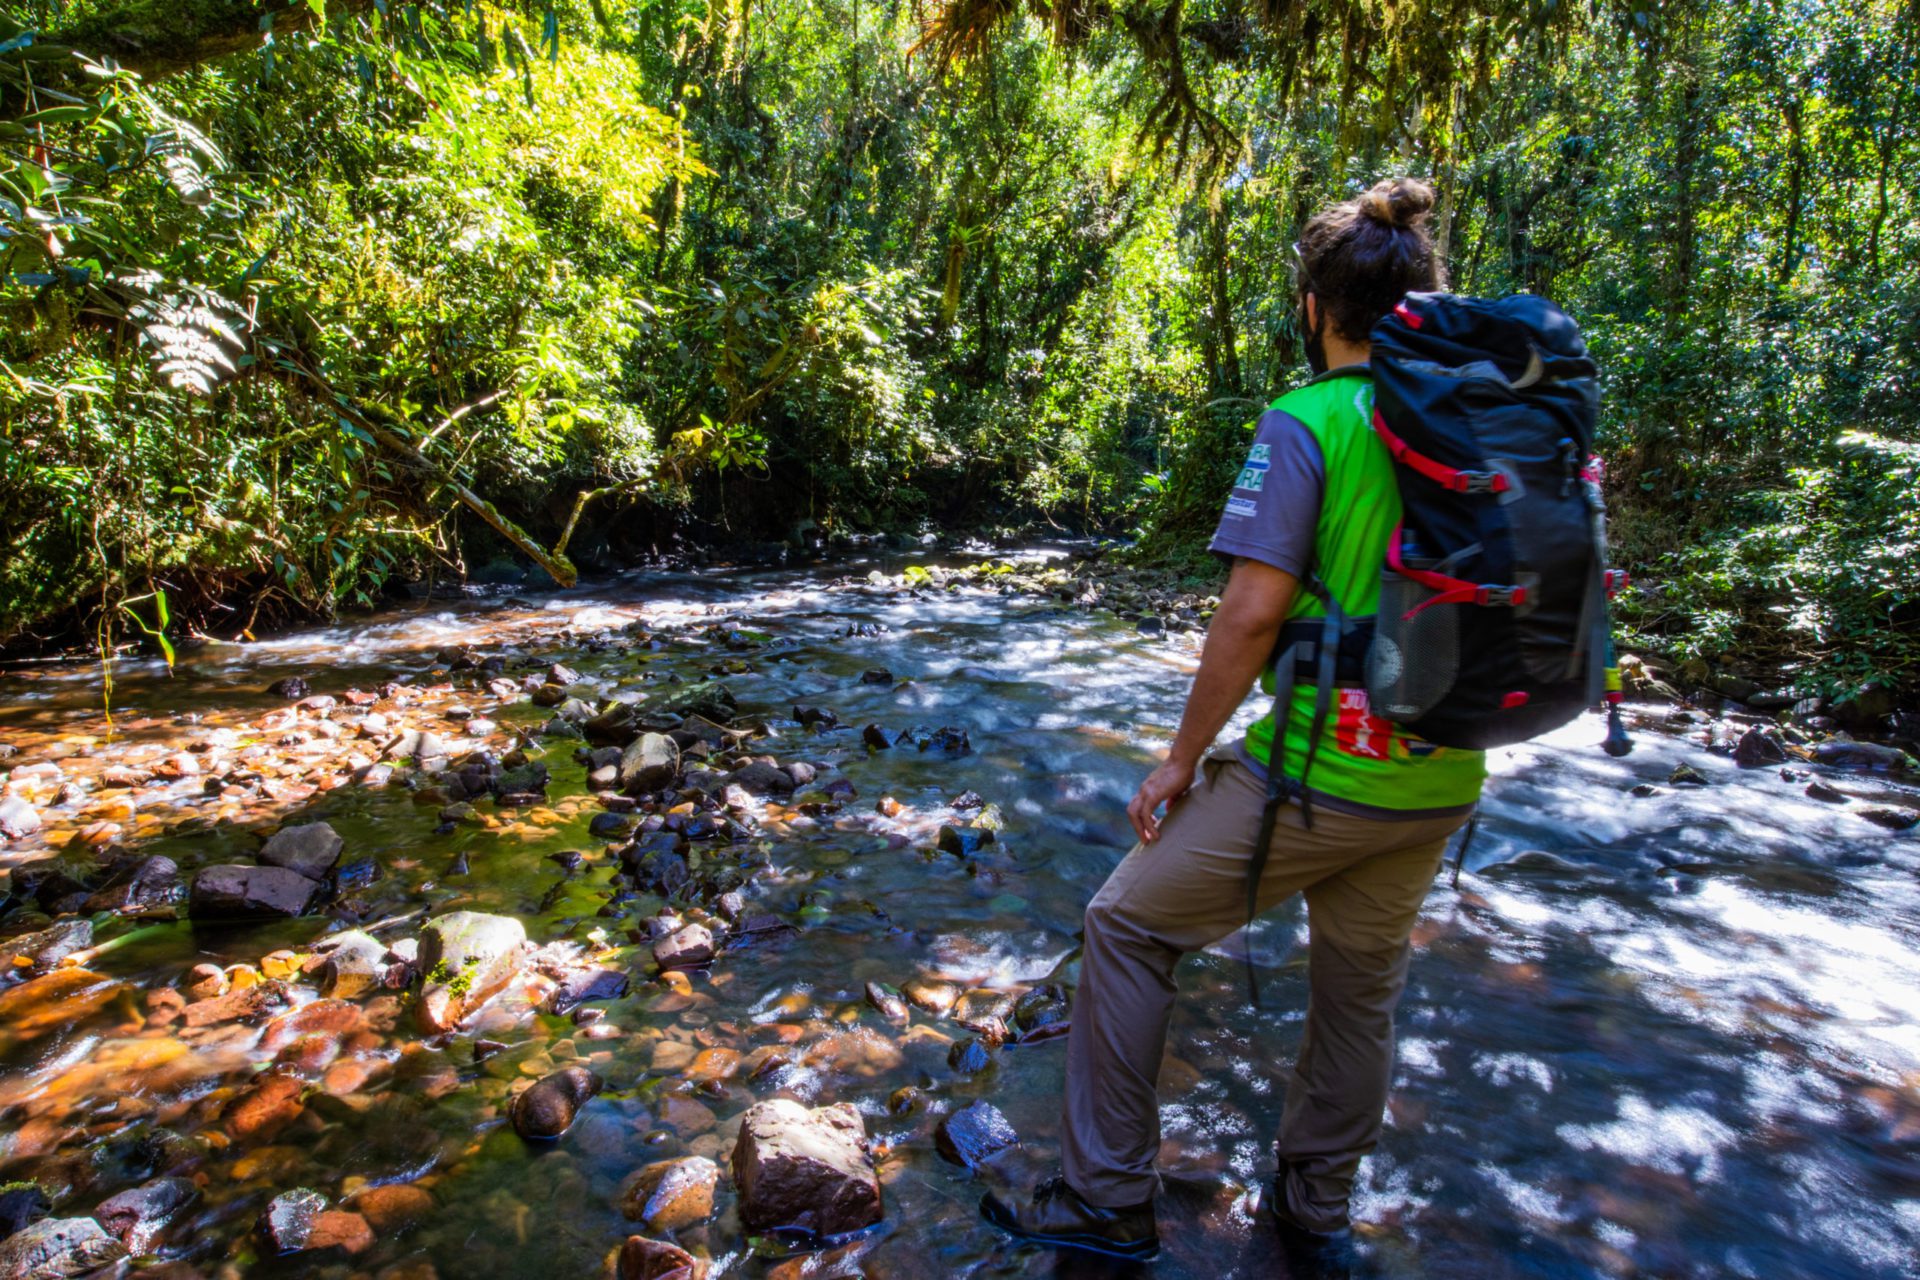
1372, 410, 1510, 495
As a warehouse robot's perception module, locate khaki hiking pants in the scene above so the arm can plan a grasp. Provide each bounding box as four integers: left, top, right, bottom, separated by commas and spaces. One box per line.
1061, 752, 1464, 1232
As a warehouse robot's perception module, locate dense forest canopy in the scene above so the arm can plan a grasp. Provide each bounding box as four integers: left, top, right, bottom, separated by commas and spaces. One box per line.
1, 0, 1915, 693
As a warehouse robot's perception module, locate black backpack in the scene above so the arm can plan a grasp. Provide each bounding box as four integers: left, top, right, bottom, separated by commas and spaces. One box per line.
1246, 294, 1629, 1000
1362, 291, 1625, 750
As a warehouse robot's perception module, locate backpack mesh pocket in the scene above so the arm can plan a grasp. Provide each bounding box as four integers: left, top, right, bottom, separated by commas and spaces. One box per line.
1367, 570, 1461, 720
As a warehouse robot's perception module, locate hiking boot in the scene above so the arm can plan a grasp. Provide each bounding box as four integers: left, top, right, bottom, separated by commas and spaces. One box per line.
980, 1174, 1159, 1261
1264, 1177, 1355, 1278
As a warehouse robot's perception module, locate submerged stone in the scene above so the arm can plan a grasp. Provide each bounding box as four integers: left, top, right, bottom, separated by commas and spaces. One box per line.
0, 1217, 126, 1279
621, 1156, 720, 1231
511, 1064, 602, 1140
259, 1188, 327, 1254
731, 1098, 882, 1239
935, 1100, 1019, 1168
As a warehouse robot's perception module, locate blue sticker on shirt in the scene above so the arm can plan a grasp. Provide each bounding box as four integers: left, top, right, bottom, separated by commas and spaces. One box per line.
1224, 496, 1258, 519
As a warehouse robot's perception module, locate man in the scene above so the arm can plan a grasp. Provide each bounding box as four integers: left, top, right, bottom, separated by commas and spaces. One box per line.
984, 178, 1484, 1272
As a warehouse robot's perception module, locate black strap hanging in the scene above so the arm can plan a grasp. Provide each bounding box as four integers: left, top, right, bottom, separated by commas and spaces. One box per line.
1244, 576, 1340, 1008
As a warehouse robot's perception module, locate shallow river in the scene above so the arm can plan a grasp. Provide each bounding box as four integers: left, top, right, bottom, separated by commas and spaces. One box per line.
1, 550, 1916, 1279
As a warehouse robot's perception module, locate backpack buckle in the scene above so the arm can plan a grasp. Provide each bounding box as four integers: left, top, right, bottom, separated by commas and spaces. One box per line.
1475, 585, 1527, 607
1452, 470, 1510, 495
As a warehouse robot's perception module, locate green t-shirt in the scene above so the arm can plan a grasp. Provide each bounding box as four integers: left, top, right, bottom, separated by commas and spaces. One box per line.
1208, 366, 1486, 816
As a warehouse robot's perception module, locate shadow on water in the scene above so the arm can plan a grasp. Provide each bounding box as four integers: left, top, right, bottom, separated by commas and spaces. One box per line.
0, 550, 1916, 1278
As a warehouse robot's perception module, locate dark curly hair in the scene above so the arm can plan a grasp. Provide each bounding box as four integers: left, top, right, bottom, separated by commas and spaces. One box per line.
1297, 177, 1447, 344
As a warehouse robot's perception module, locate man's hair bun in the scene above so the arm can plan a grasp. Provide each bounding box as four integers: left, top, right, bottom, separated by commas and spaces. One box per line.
1357, 178, 1436, 230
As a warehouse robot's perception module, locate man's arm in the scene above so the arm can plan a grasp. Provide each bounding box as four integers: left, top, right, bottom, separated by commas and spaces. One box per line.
1126, 557, 1298, 843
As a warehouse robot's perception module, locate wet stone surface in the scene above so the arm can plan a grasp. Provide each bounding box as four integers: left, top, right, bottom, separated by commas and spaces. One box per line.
0, 549, 1913, 1278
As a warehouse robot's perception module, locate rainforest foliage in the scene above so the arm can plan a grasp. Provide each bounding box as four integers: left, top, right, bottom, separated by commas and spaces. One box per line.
1, 0, 1915, 692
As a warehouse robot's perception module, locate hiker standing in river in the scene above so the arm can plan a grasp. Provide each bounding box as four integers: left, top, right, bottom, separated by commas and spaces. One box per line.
984, 178, 1485, 1272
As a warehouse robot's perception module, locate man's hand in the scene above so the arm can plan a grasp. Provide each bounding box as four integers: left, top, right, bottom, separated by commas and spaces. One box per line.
1127, 757, 1200, 844
1123, 558, 1297, 846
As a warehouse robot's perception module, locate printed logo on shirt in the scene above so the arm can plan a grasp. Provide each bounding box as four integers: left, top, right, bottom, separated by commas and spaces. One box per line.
1224, 496, 1258, 519
1235, 442, 1272, 493
1334, 688, 1393, 761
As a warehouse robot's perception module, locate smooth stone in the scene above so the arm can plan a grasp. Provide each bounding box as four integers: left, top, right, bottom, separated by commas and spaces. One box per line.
257, 821, 344, 880
511, 1065, 603, 1140
189, 864, 322, 919
0, 1217, 126, 1278
935, 1099, 1019, 1168
731, 1098, 882, 1238
94, 1176, 198, 1253
621, 1156, 719, 1231
259, 1188, 327, 1254
621, 733, 682, 793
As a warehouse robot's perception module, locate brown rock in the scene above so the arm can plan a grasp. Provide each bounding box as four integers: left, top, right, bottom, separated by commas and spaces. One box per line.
226, 1071, 307, 1143
653, 924, 714, 971
260, 999, 365, 1053
730, 1099, 882, 1238
182, 979, 292, 1029
350, 1184, 435, 1234
306, 1210, 374, 1254
620, 1157, 720, 1231
619, 1236, 706, 1280
510, 1065, 602, 1140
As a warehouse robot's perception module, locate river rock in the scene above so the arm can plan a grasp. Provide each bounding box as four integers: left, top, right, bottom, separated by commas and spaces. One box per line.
653, 923, 714, 971
83, 854, 181, 916
584, 703, 642, 746
1805, 780, 1846, 803
1013, 984, 1071, 1038
0, 795, 42, 842
620, 1236, 706, 1280
349, 1184, 435, 1234
1733, 727, 1788, 768
1668, 763, 1708, 787
0, 1217, 126, 1278
94, 1176, 197, 1252
861, 724, 900, 749
416, 910, 528, 1031
258, 821, 345, 880
948, 1037, 996, 1075
901, 977, 960, 1017
2, 920, 91, 975
260, 1188, 326, 1253
937, 824, 994, 856
730, 760, 795, 796
731, 1099, 882, 1238
864, 981, 908, 1023
314, 930, 390, 998
511, 1064, 602, 1140
551, 965, 629, 1014
591, 811, 638, 839
190, 864, 322, 919
184, 978, 292, 1029
382, 728, 451, 764
935, 1100, 1019, 1168
621, 1156, 720, 1230
622, 733, 681, 793
267, 676, 311, 699
0, 1183, 49, 1240
1860, 807, 1919, 832
1812, 740, 1915, 772
793, 705, 838, 728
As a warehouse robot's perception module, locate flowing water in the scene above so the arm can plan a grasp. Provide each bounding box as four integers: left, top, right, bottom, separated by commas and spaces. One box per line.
1, 550, 1917, 1279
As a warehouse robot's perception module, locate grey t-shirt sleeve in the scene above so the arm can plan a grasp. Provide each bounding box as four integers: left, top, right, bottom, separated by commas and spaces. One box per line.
1207, 409, 1325, 577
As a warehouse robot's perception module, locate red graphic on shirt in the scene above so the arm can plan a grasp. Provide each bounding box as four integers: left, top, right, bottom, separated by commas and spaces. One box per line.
1335, 689, 1393, 760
